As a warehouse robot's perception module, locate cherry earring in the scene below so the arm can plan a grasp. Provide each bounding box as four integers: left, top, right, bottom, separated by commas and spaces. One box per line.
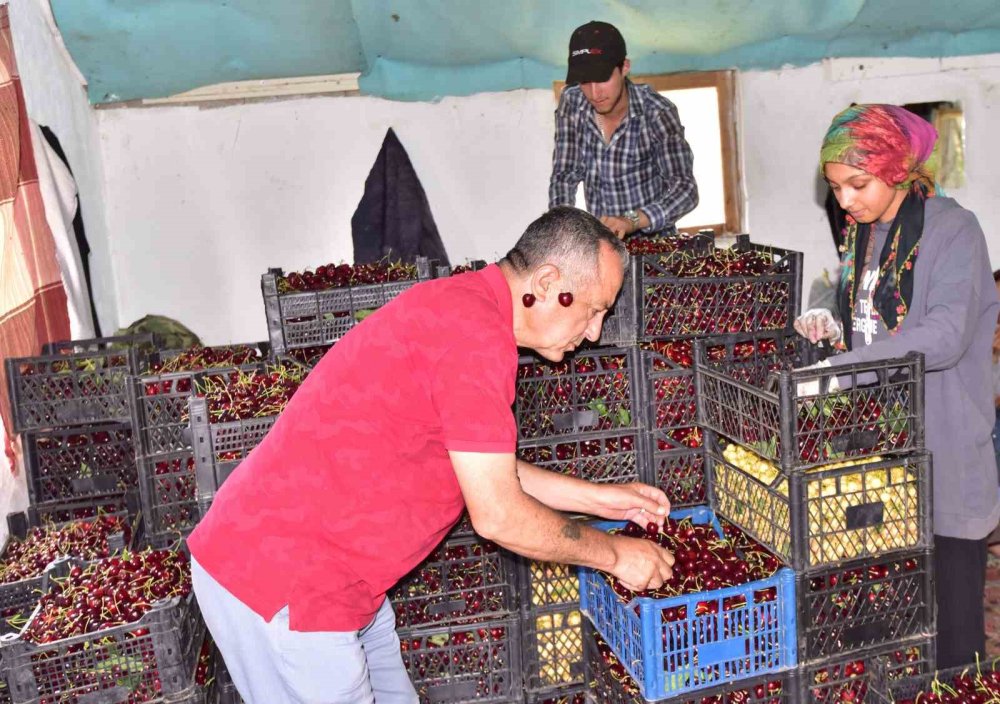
522, 293, 536, 308
558, 292, 574, 307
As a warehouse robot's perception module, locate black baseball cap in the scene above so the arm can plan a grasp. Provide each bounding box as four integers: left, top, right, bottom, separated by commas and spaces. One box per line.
566, 21, 627, 85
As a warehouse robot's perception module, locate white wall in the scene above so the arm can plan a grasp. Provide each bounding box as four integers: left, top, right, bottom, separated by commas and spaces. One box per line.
97, 92, 554, 344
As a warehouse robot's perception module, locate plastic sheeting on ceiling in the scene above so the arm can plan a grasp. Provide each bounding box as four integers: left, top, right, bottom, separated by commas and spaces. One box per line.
49, 0, 1000, 104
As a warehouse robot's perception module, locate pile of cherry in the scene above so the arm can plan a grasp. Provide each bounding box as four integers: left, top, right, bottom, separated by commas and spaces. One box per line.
605, 518, 782, 620
16, 353, 130, 376
893, 666, 1000, 704
20, 547, 190, 645
33, 427, 135, 499
148, 344, 262, 375
645, 337, 792, 449
518, 434, 637, 471
516, 353, 632, 439
149, 454, 197, 530
0, 515, 130, 585
393, 540, 508, 627
192, 363, 308, 424
649, 247, 779, 279
277, 260, 419, 292
793, 395, 906, 465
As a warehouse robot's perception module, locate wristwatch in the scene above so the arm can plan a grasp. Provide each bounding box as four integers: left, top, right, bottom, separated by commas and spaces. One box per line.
624, 210, 641, 229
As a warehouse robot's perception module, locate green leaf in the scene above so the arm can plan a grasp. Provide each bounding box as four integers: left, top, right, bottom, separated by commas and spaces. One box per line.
587, 399, 609, 417
353, 308, 376, 322
617, 408, 631, 426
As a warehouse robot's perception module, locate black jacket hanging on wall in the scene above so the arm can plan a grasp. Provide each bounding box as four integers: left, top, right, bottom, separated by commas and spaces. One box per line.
351, 128, 449, 265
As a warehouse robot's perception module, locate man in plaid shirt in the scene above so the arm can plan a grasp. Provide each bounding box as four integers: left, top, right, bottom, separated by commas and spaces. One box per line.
549, 21, 698, 238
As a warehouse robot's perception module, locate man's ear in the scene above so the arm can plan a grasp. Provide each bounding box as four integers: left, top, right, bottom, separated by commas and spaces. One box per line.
530, 264, 562, 302
621, 58, 631, 78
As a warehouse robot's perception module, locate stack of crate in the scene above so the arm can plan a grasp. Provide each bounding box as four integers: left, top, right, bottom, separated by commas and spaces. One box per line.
4, 335, 152, 525
391, 514, 522, 703
127, 343, 269, 546
514, 346, 646, 704
619, 234, 804, 512
695, 341, 937, 702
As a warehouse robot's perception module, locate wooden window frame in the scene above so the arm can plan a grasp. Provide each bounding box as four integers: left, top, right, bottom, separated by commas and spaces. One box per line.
553, 70, 742, 236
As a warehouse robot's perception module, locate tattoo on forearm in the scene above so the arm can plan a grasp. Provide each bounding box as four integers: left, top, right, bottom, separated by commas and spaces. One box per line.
561, 521, 581, 541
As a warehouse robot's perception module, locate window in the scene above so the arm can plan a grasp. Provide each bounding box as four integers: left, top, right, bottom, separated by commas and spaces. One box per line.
553, 70, 742, 235
902, 100, 965, 190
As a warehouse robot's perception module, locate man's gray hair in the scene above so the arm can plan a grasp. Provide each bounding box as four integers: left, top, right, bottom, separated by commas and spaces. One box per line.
501, 207, 628, 284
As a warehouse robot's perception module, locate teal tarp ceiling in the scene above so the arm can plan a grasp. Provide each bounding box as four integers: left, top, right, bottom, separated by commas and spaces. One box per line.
50, 0, 1000, 104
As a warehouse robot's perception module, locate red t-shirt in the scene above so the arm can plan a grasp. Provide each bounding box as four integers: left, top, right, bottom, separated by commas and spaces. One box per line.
188, 265, 518, 631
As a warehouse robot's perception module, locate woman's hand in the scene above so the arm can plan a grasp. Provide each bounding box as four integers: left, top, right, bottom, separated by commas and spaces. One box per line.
794, 308, 843, 344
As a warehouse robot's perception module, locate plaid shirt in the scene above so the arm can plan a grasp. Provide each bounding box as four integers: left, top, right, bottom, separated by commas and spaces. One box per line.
549, 80, 698, 234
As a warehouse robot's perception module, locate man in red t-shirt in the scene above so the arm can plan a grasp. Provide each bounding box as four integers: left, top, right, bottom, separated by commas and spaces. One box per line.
188, 207, 675, 703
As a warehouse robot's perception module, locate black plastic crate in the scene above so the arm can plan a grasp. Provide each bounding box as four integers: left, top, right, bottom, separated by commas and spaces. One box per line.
0, 510, 136, 638
634, 235, 801, 341
707, 436, 932, 571
797, 551, 934, 664
516, 347, 641, 442
584, 622, 794, 704
261, 259, 436, 355
517, 555, 580, 612
0, 559, 203, 704
649, 444, 707, 509
522, 605, 585, 694
390, 533, 516, 630
24, 493, 136, 528
138, 450, 199, 545
639, 339, 697, 432
526, 687, 586, 704
640, 331, 807, 436
869, 662, 995, 704
517, 429, 646, 486
129, 344, 269, 458
188, 396, 278, 514
796, 636, 935, 704
598, 233, 714, 347
6, 335, 152, 433
211, 650, 241, 704
22, 422, 136, 506
696, 346, 924, 471
398, 617, 522, 704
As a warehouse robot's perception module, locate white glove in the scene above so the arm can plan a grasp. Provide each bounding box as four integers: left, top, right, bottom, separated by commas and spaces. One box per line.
794, 308, 843, 345
795, 359, 840, 396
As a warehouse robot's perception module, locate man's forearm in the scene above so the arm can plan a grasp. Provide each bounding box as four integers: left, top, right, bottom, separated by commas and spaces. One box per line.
484, 488, 618, 571
516, 460, 599, 514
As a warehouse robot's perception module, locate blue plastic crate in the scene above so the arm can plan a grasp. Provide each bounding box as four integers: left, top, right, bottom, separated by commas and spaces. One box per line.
578, 506, 797, 701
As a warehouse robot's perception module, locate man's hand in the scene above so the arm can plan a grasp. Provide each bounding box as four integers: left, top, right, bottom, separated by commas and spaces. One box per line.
590, 482, 671, 529
599, 215, 635, 240
610, 535, 675, 592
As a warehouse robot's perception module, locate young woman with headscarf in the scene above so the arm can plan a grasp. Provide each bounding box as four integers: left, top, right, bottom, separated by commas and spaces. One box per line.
795, 104, 1000, 668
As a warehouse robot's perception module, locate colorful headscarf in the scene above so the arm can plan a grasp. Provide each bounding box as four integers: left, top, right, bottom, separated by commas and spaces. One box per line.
820, 104, 940, 344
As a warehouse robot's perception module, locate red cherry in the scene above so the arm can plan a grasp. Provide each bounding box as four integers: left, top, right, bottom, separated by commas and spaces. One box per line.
558, 291, 574, 307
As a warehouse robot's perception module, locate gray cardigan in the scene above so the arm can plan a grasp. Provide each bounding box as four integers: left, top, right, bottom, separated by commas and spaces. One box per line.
828, 196, 1000, 540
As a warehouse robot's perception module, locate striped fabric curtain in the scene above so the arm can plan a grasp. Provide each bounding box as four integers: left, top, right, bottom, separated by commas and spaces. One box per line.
0, 4, 71, 467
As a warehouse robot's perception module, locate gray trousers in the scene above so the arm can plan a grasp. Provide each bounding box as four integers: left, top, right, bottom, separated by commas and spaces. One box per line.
192, 557, 419, 704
